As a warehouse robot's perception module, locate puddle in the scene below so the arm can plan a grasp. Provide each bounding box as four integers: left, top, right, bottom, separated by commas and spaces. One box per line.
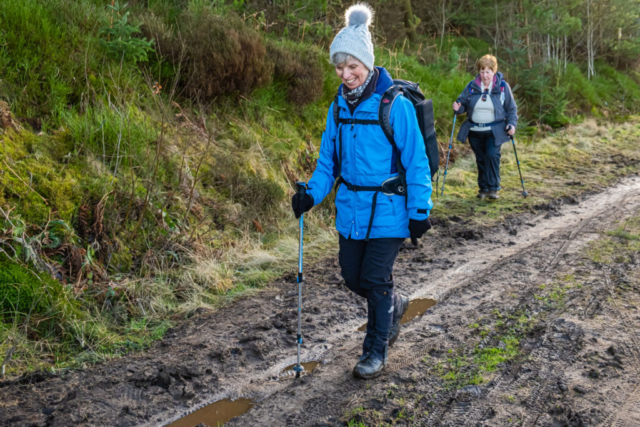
166, 398, 254, 427
278, 361, 320, 379
358, 298, 437, 331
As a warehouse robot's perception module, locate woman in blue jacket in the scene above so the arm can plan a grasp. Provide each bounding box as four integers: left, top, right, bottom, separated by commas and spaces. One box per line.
291, 3, 433, 379
453, 55, 518, 199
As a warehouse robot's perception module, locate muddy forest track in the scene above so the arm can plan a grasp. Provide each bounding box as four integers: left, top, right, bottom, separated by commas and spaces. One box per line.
2, 177, 640, 427
228, 179, 640, 427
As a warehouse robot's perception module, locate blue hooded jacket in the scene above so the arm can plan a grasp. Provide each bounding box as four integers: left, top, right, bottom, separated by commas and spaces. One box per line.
308, 67, 433, 240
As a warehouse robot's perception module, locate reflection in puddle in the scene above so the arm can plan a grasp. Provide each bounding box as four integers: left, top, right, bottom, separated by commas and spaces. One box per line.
279, 361, 319, 379
167, 398, 254, 427
358, 298, 437, 331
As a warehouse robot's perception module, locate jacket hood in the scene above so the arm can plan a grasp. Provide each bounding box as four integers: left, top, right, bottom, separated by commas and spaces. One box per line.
471, 71, 504, 93
374, 66, 394, 94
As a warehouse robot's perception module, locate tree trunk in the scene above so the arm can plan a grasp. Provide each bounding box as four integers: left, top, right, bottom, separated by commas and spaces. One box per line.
402, 0, 418, 42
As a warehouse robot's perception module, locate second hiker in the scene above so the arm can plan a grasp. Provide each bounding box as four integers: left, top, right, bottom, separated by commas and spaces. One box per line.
453, 55, 518, 200
291, 3, 433, 379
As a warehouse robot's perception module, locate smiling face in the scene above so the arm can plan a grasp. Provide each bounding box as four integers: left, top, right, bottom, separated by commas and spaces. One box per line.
335, 56, 370, 90
479, 66, 495, 88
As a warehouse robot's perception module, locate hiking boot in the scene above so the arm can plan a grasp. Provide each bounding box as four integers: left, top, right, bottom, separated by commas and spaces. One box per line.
488, 190, 500, 199
477, 191, 488, 199
353, 353, 387, 379
388, 294, 409, 347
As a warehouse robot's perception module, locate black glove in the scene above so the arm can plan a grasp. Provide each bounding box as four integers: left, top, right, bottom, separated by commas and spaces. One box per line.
409, 218, 432, 245
291, 193, 314, 219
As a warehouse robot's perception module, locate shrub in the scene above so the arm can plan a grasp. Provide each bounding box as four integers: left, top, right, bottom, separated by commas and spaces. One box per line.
144, 9, 272, 100
561, 63, 601, 113
99, 1, 154, 63
267, 39, 325, 106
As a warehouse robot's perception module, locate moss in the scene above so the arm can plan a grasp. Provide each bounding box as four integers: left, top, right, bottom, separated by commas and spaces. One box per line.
0, 258, 59, 314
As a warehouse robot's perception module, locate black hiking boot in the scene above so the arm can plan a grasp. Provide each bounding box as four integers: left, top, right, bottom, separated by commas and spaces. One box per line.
477, 190, 489, 199
388, 294, 409, 347
353, 352, 387, 379
488, 190, 500, 199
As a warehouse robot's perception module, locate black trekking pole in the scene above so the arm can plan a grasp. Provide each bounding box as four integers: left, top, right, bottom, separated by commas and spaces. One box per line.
293, 182, 307, 378
440, 114, 457, 196
510, 135, 528, 198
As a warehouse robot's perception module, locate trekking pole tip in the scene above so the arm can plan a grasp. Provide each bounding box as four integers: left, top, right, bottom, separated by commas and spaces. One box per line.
293, 364, 304, 378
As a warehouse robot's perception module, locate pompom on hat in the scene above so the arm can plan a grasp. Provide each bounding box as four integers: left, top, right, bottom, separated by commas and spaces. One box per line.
330, 3, 375, 70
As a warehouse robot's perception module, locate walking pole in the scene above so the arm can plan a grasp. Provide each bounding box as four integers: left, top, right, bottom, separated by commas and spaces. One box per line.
510, 135, 528, 198
294, 182, 307, 378
440, 114, 457, 196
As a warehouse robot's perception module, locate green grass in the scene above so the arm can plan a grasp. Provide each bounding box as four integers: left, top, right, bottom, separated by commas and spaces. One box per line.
588, 215, 640, 264
426, 280, 573, 389
433, 118, 640, 224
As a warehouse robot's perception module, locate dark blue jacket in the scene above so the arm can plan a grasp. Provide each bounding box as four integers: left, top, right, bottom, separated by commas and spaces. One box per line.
454, 71, 518, 145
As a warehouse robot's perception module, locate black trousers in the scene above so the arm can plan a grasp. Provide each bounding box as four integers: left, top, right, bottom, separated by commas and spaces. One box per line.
338, 235, 404, 360
468, 130, 502, 192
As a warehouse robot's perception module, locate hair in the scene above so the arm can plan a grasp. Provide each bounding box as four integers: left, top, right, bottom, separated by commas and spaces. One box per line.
476, 54, 498, 72
331, 52, 361, 67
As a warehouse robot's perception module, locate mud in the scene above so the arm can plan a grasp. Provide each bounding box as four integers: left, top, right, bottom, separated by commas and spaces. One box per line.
279, 361, 320, 378
1, 176, 640, 427
358, 298, 437, 331
166, 398, 253, 427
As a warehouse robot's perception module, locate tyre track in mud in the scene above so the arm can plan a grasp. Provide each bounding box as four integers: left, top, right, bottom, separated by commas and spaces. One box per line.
602, 271, 640, 427
457, 191, 640, 427
2, 178, 640, 427
228, 179, 640, 426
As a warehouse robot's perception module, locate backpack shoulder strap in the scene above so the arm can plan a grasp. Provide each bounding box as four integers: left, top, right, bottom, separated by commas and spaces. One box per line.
332, 94, 340, 127
378, 86, 402, 152
378, 86, 406, 179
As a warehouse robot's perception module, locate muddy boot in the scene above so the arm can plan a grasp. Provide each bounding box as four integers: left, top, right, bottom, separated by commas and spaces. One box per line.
477, 190, 488, 199
353, 347, 387, 379
488, 190, 500, 199
354, 288, 392, 379
388, 293, 409, 347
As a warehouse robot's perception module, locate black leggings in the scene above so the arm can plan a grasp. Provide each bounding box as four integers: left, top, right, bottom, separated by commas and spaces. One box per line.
338, 235, 404, 358
468, 130, 502, 192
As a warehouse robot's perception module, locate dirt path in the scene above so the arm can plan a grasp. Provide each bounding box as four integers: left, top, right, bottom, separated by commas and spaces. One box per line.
2, 176, 640, 427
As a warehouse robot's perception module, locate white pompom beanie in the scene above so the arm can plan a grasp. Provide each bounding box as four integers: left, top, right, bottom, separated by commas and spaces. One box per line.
330, 3, 375, 70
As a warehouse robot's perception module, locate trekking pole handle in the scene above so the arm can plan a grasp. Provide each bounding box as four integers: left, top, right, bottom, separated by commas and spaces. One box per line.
296, 182, 307, 197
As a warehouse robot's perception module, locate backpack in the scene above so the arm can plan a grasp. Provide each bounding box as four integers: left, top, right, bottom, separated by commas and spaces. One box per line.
333, 79, 440, 181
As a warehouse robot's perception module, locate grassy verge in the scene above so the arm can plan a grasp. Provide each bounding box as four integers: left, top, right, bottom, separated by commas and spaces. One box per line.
434, 118, 640, 223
